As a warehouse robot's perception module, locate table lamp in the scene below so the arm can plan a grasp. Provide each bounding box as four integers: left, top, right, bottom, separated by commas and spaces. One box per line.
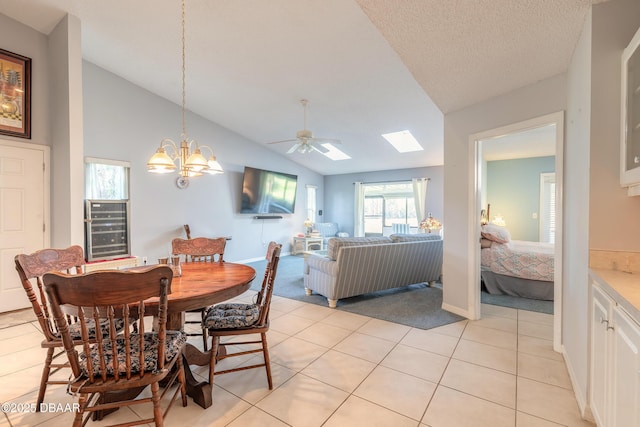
303, 218, 314, 236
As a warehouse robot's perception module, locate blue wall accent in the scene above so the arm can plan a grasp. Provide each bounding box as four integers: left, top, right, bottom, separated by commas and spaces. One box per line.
324, 166, 444, 236
487, 156, 555, 241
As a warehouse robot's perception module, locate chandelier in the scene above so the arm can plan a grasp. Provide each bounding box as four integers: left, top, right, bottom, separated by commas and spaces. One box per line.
147, 0, 223, 189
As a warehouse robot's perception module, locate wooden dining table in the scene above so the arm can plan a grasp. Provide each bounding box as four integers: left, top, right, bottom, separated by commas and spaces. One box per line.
117, 261, 256, 410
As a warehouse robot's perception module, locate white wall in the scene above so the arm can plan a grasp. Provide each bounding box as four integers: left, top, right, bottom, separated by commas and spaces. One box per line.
49, 15, 85, 248
82, 62, 324, 262
589, 1, 640, 251
442, 74, 567, 315
563, 7, 592, 411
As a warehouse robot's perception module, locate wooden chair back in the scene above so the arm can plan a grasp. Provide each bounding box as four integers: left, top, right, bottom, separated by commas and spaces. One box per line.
43, 266, 186, 425
43, 266, 173, 383
172, 237, 226, 263
14, 245, 85, 342
254, 242, 282, 326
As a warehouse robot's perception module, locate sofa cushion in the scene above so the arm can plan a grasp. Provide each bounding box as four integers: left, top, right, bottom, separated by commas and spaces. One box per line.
326, 236, 392, 260
389, 233, 442, 243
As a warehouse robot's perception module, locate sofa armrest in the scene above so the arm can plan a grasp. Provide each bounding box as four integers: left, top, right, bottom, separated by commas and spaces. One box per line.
305, 253, 339, 276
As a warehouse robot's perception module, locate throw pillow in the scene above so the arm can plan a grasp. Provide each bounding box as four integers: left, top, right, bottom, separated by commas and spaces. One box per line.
481, 224, 511, 244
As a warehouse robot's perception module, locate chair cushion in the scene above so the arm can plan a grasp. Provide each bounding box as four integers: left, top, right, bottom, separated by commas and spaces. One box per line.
79, 331, 186, 377
202, 303, 260, 329
58, 318, 126, 341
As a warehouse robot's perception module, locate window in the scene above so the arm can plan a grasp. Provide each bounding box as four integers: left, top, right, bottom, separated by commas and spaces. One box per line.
539, 173, 555, 244
306, 185, 317, 222
85, 157, 130, 200
362, 181, 417, 235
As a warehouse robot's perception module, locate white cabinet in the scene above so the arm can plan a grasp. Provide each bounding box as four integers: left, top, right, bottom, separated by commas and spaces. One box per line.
610, 305, 640, 427
590, 284, 611, 426
590, 280, 640, 427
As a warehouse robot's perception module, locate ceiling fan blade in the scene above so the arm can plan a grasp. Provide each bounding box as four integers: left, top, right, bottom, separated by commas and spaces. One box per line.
309, 142, 330, 154
268, 139, 298, 145
310, 137, 341, 145
286, 143, 302, 154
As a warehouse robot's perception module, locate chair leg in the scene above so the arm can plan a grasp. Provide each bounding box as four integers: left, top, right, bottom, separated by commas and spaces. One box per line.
151, 381, 164, 427
201, 310, 208, 352
36, 347, 55, 410
261, 332, 273, 390
73, 393, 87, 427
209, 336, 220, 385
178, 354, 188, 407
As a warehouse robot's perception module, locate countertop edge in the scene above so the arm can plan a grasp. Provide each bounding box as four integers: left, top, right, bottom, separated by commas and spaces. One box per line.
589, 268, 640, 322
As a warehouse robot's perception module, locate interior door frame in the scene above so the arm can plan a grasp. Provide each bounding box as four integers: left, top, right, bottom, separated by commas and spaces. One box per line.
469, 111, 564, 352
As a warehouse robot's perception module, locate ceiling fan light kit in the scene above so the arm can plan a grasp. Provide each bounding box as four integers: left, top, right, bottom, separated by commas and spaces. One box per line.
268, 98, 343, 156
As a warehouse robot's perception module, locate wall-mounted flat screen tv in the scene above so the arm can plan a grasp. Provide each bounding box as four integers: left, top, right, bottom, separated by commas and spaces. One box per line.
240, 166, 298, 214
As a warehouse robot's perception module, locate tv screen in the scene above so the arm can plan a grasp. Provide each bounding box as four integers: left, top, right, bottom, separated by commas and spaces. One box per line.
241, 166, 298, 214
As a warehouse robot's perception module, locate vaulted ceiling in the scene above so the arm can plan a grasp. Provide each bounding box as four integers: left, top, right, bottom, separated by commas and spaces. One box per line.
0, 0, 600, 174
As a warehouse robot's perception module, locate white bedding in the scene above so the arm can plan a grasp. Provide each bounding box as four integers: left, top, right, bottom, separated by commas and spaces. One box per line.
481, 240, 554, 282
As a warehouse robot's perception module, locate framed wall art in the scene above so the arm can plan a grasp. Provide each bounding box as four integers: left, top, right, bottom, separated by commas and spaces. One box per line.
0, 48, 31, 139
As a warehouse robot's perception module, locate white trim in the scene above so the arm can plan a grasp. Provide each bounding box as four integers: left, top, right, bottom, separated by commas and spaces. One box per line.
84, 156, 131, 168
469, 111, 564, 351
563, 344, 594, 421
442, 302, 472, 319
539, 172, 556, 243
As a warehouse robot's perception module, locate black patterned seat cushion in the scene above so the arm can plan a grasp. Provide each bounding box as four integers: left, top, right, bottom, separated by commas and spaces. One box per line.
56, 318, 126, 340
202, 303, 260, 329
79, 331, 186, 377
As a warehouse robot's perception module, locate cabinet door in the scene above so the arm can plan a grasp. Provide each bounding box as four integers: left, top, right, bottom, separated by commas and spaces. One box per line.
611, 305, 640, 427
591, 284, 612, 427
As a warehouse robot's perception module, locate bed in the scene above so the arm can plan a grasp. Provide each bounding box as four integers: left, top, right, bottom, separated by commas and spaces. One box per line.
480, 224, 554, 300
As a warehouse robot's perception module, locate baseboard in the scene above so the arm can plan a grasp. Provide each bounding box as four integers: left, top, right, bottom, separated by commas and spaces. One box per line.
235, 252, 293, 264
561, 344, 594, 423
441, 302, 471, 319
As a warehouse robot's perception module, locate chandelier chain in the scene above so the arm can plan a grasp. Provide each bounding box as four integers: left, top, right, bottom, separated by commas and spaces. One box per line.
181, 0, 186, 138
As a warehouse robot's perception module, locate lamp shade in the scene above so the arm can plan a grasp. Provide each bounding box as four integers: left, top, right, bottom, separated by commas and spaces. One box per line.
184, 148, 208, 171
203, 156, 224, 174
419, 213, 442, 232
147, 148, 177, 173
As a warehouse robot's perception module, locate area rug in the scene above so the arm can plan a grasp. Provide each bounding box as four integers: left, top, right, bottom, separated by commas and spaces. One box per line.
481, 290, 554, 314
247, 255, 465, 330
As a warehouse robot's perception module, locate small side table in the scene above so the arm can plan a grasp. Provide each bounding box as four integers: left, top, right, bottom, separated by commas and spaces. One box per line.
292, 236, 323, 255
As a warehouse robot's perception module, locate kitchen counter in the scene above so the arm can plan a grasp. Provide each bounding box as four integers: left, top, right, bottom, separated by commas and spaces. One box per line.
590, 268, 640, 321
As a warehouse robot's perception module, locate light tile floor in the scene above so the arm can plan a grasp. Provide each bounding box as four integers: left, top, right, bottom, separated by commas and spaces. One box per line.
0, 293, 595, 427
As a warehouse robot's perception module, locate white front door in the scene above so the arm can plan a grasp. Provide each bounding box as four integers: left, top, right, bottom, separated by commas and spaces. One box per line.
0, 141, 47, 313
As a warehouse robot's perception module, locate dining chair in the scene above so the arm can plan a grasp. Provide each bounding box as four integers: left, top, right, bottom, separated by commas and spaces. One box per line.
203, 241, 282, 390
43, 265, 187, 427
171, 236, 226, 350
14, 245, 87, 410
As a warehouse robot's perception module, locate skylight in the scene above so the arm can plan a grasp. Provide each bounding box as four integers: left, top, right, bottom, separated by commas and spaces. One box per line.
321, 143, 351, 160
381, 130, 423, 153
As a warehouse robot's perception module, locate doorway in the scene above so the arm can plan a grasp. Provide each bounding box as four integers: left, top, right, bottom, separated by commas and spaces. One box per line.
470, 112, 564, 352
0, 140, 49, 313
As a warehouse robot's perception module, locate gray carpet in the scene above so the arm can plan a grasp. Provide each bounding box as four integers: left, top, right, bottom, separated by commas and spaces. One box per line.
481, 290, 554, 314
247, 255, 465, 330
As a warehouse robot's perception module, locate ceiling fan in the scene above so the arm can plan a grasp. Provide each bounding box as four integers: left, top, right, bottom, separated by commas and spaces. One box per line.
268, 99, 341, 154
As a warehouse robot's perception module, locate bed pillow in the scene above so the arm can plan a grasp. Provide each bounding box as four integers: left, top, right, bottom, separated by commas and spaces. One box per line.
480, 238, 493, 248
481, 224, 511, 244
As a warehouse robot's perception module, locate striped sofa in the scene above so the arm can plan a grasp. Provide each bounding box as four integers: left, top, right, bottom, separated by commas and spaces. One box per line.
303, 234, 443, 308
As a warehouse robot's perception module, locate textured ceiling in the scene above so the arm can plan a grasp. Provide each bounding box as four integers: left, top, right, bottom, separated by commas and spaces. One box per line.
356, 0, 596, 114
0, 0, 598, 174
